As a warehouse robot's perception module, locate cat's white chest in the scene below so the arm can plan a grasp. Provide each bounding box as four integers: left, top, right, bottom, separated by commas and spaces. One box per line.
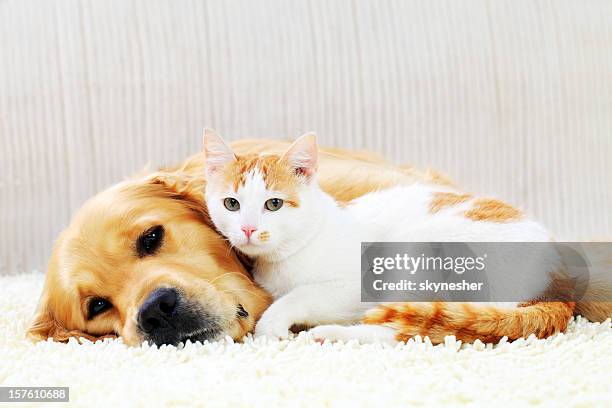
254, 260, 301, 299
253, 232, 362, 300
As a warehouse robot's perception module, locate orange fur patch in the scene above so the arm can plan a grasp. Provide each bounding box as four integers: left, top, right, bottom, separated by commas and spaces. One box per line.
221, 154, 301, 207
429, 192, 472, 214
464, 198, 522, 222
258, 231, 270, 242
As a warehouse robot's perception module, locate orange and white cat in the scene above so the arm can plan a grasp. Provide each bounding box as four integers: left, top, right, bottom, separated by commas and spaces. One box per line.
203, 130, 572, 343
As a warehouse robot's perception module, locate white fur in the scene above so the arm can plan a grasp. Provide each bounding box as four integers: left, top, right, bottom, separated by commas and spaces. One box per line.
204, 136, 559, 342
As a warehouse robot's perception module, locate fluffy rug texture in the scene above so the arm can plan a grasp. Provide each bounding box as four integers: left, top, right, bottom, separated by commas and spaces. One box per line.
1, 273, 611, 407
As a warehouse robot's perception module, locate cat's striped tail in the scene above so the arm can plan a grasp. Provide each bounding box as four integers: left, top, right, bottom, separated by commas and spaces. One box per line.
362, 301, 575, 344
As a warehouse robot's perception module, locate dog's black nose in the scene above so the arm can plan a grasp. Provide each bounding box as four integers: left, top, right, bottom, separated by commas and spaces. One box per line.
137, 287, 221, 346
137, 288, 178, 334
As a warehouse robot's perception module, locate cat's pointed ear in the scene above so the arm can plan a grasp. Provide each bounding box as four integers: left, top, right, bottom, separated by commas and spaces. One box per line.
282, 132, 318, 179
203, 128, 236, 175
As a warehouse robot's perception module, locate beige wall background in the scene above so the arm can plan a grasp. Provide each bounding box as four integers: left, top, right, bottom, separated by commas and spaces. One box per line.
1, 0, 611, 275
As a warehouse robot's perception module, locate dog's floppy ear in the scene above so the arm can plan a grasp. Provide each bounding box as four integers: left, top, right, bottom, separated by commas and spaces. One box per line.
27, 261, 70, 342
27, 307, 76, 342
27, 301, 116, 343
27, 288, 118, 343
27, 258, 118, 344
27, 305, 59, 341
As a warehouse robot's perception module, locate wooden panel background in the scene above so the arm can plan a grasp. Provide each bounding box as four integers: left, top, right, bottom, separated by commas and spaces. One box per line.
1, 0, 611, 274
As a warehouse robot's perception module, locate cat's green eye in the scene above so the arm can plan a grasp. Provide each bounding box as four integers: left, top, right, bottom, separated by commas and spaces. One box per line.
224, 198, 240, 211
265, 198, 284, 211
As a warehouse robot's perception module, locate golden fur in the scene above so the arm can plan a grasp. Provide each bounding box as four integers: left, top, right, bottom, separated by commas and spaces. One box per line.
28, 138, 611, 344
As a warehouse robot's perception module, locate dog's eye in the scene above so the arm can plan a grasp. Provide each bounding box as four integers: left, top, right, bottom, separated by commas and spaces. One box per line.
137, 225, 165, 257
224, 198, 240, 211
265, 198, 284, 211
88, 298, 112, 319
237, 304, 249, 318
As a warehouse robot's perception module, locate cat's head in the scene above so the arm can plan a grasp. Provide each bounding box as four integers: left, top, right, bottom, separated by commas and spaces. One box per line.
203, 129, 319, 258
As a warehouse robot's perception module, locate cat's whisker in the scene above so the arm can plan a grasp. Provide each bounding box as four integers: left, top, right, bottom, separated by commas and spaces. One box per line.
209, 271, 251, 285
219, 288, 269, 303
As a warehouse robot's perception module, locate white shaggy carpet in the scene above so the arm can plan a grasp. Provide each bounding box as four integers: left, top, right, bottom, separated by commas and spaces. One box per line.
1, 273, 611, 407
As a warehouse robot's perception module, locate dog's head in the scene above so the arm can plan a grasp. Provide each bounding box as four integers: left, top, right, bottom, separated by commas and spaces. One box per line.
27, 159, 271, 346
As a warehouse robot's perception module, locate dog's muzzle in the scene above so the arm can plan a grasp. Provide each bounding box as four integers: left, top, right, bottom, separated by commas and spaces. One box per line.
137, 287, 221, 346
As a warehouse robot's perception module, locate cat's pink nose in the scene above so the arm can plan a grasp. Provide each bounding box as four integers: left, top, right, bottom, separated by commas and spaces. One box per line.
241, 225, 257, 239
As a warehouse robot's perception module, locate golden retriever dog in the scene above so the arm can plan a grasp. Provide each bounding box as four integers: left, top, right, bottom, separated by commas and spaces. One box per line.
27, 139, 433, 346
28, 139, 610, 346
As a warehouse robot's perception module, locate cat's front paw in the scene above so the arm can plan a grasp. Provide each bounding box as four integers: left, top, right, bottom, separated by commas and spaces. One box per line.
254, 313, 291, 340
308, 325, 352, 343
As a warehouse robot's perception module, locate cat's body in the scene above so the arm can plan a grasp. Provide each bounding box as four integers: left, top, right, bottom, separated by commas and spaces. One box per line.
203, 130, 574, 343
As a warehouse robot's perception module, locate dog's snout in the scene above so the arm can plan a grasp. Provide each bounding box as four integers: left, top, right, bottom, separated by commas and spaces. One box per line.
137, 288, 178, 334
136, 287, 220, 346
